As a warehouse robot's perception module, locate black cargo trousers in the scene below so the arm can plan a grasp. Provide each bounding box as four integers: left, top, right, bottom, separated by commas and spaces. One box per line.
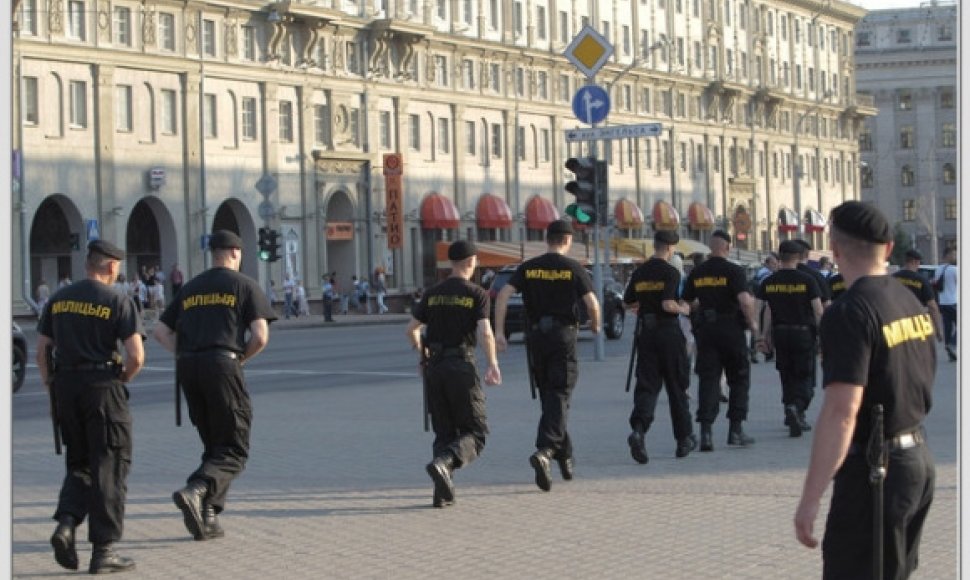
629, 317, 692, 441
693, 313, 751, 425
772, 324, 817, 412
528, 317, 578, 460
425, 348, 488, 467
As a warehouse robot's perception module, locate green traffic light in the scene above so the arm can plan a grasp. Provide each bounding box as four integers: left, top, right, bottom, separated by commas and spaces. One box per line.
565, 203, 593, 224
258, 250, 271, 261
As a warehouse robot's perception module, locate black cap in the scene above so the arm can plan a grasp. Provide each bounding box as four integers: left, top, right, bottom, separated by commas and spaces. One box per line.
87, 239, 125, 261
654, 230, 679, 246
448, 240, 477, 261
794, 239, 812, 252
209, 230, 243, 250
904, 248, 923, 262
711, 230, 731, 243
779, 240, 803, 255
829, 201, 892, 244
547, 219, 574, 236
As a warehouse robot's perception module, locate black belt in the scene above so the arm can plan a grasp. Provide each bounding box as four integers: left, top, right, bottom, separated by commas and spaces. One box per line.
530, 316, 578, 333
57, 361, 118, 372
847, 428, 925, 455
774, 324, 813, 331
178, 349, 241, 361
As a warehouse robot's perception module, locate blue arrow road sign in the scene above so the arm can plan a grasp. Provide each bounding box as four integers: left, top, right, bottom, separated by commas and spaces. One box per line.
85, 219, 100, 242
572, 85, 610, 125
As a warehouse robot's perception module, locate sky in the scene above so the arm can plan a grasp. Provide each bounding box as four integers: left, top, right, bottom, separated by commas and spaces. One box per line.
848, 0, 927, 9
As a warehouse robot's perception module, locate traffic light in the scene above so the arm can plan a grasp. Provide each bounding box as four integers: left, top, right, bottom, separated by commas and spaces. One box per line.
564, 157, 597, 225
594, 158, 608, 226
258, 227, 281, 262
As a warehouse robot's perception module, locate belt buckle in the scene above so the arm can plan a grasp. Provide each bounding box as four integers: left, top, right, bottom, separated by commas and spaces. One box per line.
896, 433, 916, 449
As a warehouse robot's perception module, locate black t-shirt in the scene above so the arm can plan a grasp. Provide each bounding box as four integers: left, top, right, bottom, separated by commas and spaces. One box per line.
829, 273, 847, 301
892, 269, 935, 306
820, 275, 935, 444
623, 257, 681, 320
797, 263, 832, 302
159, 267, 277, 354
38, 279, 143, 366
509, 252, 594, 325
682, 256, 748, 314
414, 276, 489, 348
755, 268, 821, 326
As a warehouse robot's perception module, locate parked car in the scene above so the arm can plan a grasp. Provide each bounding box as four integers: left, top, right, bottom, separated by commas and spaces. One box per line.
487, 266, 625, 340
13, 322, 27, 393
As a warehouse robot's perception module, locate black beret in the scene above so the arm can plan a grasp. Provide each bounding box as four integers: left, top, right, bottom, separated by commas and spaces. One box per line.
829, 201, 892, 244
654, 230, 679, 246
209, 230, 243, 250
87, 239, 125, 261
711, 230, 731, 243
904, 248, 923, 261
448, 240, 477, 261
779, 240, 803, 255
547, 219, 574, 236
793, 239, 812, 251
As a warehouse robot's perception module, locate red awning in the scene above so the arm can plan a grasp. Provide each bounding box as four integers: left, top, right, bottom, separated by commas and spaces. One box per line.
476, 194, 512, 229
687, 202, 715, 230
777, 207, 799, 233
804, 209, 827, 233
420, 192, 460, 230
526, 196, 560, 230
652, 200, 680, 231
614, 199, 644, 229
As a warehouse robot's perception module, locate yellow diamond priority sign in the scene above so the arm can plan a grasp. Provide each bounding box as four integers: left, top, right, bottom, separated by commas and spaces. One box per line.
564, 25, 615, 79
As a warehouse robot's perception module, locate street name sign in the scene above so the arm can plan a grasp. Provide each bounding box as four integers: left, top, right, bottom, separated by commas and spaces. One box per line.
564, 123, 664, 143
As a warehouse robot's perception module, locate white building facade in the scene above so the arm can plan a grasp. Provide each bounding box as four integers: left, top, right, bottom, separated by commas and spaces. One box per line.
12, 0, 871, 312
854, 1, 957, 265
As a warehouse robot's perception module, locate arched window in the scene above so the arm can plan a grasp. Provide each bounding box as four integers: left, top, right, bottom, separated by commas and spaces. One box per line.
942, 163, 956, 184
900, 165, 914, 186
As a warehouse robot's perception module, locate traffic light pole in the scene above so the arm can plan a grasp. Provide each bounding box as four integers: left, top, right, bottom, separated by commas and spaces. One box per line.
585, 79, 606, 362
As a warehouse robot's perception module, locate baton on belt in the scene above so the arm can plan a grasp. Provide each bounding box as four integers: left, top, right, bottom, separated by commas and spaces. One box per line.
419, 336, 431, 432
866, 404, 887, 580
523, 329, 538, 400
45, 346, 62, 455
625, 316, 642, 393
175, 364, 182, 427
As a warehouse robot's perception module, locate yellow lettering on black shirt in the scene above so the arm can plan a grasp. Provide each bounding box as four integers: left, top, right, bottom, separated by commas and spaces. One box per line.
694, 276, 727, 288
50, 300, 112, 320
183, 293, 237, 310
831, 280, 846, 293
524, 269, 573, 281
897, 278, 923, 290
765, 283, 807, 294
427, 295, 474, 309
882, 313, 934, 348
634, 281, 665, 293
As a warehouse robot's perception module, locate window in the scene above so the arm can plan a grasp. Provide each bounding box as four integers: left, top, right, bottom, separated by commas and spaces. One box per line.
436, 0, 446, 19
434, 55, 449, 87
808, 66, 814, 91
69, 80, 87, 127
202, 19, 216, 56
514, 67, 524, 96
462, 0, 473, 25
68, 0, 86, 40
314, 105, 329, 146
536, 6, 546, 40
234, 97, 253, 140
644, 140, 652, 169
602, 21, 610, 44
623, 85, 632, 111
900, 165, 914, 187
739, 50, 746, 77
940, 88, 954, 109
738, 2, 745, 28
694, 41, 702, 69
513, 1, 523, 36
490, 63, 501, 92
540, 129, 550, 162
559, 74, 570, 102
560, 11, 569, 43
465, 121, 475, 155
724, 0, 731, 25
678, 37, 685, 66
349, 108, 360, 147
900, 126, 914, 149
347, 42, 361, 74
807, 23, 813, 46
902, 199, 916, 221
897, 29, 911, 44
795, 64, 802, 89
661, 91, 672, 116
641, 87, 651, 112
856, 31, 870, 47
696, 144, 705, 172
780, 14, 787, 40
161, 89, 177, 135
242, 26, 256, 60
379, 111, 392, 150
945, 198, 957, 219
712, 145, 720, 172
693, 0, 700, 17
641, 30, 651, 58
489, 0, 499, 29
408, 114, 420, 150
772, 151, 779, 178
938, 23, 953, 41
278, 101, 293, 142
20, 0, 37, 35
438, 117, 450, 153
114, 6, 131, 46
462, 59, 475, 90
622, 25, 631, 55
861, 165, 873, 188
859, 128, 872, 151
726, 49, 734, 75
898, 91, 913, 110
22, 77, 38, 125
491, 123, 502, 157
115, 85, 132, 131
537, 72, 548, 99
943, 163, 955, 184
159, 13, 175, 51
203, 93, 216, 137
942, 123, 956, 148
516, 125, 525, 160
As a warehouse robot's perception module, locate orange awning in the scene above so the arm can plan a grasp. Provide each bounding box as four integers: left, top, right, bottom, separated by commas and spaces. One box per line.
687, 202, 715, 230
614, 198, 644, 229
652, 200, 680, 231
777, 207, 799, 233
526, 196, 560, 230
804, 209, 827, 233
476, 193, 512, 229
421, 192, 460, 230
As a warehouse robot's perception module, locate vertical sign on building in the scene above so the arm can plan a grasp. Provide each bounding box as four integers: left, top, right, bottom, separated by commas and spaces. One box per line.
383, 153, 404, 250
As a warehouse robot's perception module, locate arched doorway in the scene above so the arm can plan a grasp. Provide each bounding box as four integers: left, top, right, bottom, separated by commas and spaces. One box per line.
212, 199, 258, 278
125, 197, 177, 292
30, 195, 83, 295
325, 189, 356, 293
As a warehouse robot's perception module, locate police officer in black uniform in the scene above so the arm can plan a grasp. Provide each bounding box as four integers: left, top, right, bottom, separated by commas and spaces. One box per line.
755, 240, 824, 438
828, 271, 846, 301
623, 230, 696, 463
406, 241, 502, 508
153, 230, 277, 541
795, 201, 935, 580
794, 239, 833, 308
494, 219, 600, 492
37, 240, 145, 574
682, 230, 760, 451
893, 248, 945, 344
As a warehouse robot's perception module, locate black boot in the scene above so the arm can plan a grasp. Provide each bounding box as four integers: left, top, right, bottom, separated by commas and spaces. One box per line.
627, 429, 649, 465
89, 544, 135, 574
727, 421, 755, 446
556, 455, 575, 481
700, 424, 714, 452
798, 410, 812, 432
173, 479, 209, 540
426, 453, 456, 506
529, 448, 554, 492
785, 404, 802, 438
50, 514, 78, 571
202, 503, 224, 539
676, 433, 697, 458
